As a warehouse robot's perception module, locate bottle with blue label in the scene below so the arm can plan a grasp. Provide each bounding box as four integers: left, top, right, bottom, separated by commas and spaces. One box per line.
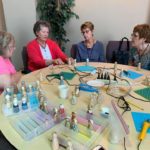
22, 96, 28, 110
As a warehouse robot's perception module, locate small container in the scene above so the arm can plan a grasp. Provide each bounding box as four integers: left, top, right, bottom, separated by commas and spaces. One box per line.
86, 58, 89, 66
71, 92, 77, 105
137, 62, 141, 71
22, 96, 28, 110
13, 95, 19, 113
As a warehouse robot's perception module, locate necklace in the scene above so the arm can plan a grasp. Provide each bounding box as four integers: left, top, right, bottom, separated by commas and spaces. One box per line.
37, 39, 46, 49
84, 39, 96, 59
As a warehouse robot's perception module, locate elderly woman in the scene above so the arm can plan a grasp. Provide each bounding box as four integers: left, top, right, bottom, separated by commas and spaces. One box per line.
74, 21, 105, 62
0, 31, 22, 92
27, 20, 70, 71
130, 24, 150, 70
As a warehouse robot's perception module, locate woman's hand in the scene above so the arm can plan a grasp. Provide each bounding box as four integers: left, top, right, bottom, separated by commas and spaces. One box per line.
45, 58, 65, 66
53, 58, 65, 65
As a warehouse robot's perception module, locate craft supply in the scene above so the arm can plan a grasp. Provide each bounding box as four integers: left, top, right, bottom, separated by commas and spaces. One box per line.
13, 95, 19, 113
86, 58, 89, 66
52, 132, 60, 150
68, 58, 72, 66
74, 59, 77, 66
60, 76, 64, 85
127, 101, 144, 111
138, 120, 150, 140
22, 96, 28, 110
71, 92, 77, 105
66, 140, 73, 150
122, 70, 143, 79
75, 86, 80, 97
135, 87, 150, 100
75, 65, 96, 73
137, 62, 141, 71
131, 112, 150, 133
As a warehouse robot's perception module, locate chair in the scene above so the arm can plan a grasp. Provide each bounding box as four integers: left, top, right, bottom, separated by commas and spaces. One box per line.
106, 40, 131, 63
21, 46, 30, 74
70, 44, 77, 59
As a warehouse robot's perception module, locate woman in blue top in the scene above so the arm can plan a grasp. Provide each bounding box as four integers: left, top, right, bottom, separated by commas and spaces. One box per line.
74, 21, 105, 62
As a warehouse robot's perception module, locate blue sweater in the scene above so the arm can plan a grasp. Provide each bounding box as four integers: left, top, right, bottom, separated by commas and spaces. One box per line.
75, 41, 105, 62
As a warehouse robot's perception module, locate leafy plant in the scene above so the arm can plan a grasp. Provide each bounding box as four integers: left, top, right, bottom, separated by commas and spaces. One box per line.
37, 0, 79, 49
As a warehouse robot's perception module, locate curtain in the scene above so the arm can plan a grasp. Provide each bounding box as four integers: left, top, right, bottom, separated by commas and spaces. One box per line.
0, 0, 6, 31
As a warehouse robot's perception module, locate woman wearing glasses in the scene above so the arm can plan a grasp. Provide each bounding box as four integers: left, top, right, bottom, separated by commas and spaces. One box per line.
130, 24, 150, 70
74, 21, 105, 62
0, 31, 22, 93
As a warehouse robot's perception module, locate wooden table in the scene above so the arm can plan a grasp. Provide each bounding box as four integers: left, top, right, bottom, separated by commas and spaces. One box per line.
0, 63, 150, 150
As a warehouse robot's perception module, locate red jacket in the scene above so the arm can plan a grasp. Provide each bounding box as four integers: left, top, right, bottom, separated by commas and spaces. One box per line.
27, 39, 67, 71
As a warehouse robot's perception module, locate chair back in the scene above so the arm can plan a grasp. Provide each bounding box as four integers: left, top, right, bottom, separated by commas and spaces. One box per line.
22, 46, 28, 72
106, 40, 131, 63
70, 44, 77, 59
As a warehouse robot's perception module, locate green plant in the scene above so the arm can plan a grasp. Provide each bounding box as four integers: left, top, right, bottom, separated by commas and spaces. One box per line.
37, 0, 79, 49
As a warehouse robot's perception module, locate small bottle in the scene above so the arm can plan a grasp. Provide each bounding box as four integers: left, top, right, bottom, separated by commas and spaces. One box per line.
60, 76, 64, 85
75, 86, 80, 97
22, 96, 28, 110
114, 61, 117, 74
97, 70, 101, 79
5, 87, 12, 96
65, 116, 70, 127
66, 140, 74, 150
119, 69, 123, 78
21, 81, 26, 91
71, 92, 77, 105
13, 94, 19, 113
88, 119, 94, 129
59, 104, 65, 114
74, 59, 77, 67
43, 101, 49, 114
68, 58, 72, 66
137, 62, 141, 71
51, 132, 59, 150
86, 58, 89, 66
28, 84, 33, 93
5, 94, 11, 108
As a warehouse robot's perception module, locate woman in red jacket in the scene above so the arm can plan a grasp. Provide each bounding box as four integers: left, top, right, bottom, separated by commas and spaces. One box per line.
27, 20, 70, 71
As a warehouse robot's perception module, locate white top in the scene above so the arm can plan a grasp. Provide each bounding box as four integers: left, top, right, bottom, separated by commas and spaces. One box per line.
40, 44, 52, 60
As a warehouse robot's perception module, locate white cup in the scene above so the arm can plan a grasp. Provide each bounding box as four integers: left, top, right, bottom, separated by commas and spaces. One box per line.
58, 85, 69, 99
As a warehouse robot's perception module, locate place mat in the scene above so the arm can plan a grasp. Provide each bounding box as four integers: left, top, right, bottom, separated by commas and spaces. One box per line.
122, 70, 143, 79
131, 112, 150, 133
75, 65, 96, 72
134, 87, 150, 100
47, 72, 76, 80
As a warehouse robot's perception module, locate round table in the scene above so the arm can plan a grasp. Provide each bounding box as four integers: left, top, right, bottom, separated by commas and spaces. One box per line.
0, 62, 150, 150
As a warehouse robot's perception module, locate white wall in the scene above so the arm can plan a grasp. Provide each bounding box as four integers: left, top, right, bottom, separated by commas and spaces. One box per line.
2, 0, 36, 70
65, 0, 150, 55
2, 0, 150, 69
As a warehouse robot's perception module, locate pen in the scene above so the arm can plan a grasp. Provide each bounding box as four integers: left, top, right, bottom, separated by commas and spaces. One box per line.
127, 101, 144, 111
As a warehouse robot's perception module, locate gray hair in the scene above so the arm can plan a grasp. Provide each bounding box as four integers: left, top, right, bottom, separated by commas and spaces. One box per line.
0, 31, 15, 55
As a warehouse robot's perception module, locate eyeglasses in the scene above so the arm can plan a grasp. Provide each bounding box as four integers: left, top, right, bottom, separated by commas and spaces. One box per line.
81, 29, 90, 35
8, 45, 16, 50
131, 33, 139, 37
117, 96, 131, 115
